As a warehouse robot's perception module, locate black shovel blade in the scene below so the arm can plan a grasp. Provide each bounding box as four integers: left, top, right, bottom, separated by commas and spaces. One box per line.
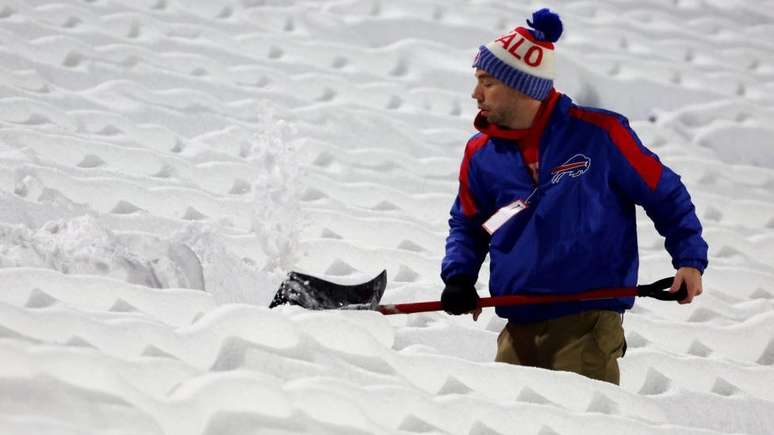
269, 270, 387, 310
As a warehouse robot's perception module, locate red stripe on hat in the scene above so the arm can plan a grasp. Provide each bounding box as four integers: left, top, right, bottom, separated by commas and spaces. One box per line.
459, 134, 489, 217
515, 27, 555, 49
569, 108, 662, 190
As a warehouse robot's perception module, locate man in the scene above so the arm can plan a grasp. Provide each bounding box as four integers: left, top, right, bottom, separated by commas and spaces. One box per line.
440, 9, 708, 385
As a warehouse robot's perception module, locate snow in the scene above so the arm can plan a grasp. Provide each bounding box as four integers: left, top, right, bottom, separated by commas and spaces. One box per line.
1, 0, 773, 433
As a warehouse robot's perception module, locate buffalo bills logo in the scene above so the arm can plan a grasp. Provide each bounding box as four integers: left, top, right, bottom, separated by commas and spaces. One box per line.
550, 154, 591, 184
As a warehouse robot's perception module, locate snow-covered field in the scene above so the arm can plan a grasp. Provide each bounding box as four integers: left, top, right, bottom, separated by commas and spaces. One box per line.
1, 0, 774, 434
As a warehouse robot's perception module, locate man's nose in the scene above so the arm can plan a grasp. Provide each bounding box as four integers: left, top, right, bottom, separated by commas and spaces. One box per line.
471, 84, 482, 101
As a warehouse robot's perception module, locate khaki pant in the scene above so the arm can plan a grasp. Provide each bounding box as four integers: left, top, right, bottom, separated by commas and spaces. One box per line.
495, 310, 626, 385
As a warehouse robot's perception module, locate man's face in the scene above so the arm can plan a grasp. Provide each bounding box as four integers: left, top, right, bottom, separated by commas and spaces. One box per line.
471, 69, 537, 127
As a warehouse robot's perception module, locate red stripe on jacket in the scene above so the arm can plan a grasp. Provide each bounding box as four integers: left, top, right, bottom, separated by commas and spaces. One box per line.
569, 108, 662, 190
459, 134, 489, 217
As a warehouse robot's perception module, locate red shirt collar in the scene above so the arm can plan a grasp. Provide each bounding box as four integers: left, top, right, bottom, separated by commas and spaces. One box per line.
474, 89, 560, 142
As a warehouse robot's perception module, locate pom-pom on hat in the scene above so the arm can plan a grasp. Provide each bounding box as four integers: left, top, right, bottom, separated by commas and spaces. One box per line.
473, 8, 563, 100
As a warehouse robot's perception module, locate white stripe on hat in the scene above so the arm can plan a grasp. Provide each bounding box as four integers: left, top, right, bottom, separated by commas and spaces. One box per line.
482, 29, 555, 80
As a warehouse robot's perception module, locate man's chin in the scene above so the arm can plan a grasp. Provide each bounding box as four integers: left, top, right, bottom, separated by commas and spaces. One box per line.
478, 109, 501, 125
485, 113, 500, 124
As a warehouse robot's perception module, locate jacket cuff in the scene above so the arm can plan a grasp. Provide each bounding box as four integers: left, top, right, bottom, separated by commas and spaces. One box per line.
675, 259, 707, 275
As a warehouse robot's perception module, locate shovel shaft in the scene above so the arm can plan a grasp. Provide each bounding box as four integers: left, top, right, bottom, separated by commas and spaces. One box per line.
377, 287, 640, 315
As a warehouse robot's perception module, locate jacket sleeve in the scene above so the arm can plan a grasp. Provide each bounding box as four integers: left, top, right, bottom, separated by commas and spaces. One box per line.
441, 135, 491, 284
607, 118, 709, 273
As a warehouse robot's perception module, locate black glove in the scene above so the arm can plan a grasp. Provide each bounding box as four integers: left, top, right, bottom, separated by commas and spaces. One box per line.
441, 275, 479, 315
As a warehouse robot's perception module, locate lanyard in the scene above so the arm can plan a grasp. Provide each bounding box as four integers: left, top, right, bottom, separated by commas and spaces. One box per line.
524, 186, 539, 206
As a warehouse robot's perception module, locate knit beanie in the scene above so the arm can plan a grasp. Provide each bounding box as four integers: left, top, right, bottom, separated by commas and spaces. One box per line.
472, 8, 563, 101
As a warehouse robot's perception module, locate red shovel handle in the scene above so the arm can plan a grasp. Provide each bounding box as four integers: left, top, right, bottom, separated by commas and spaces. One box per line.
376, 278, 684, 315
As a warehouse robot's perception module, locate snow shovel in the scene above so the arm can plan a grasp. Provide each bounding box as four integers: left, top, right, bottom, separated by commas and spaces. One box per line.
268, 270, 688, 315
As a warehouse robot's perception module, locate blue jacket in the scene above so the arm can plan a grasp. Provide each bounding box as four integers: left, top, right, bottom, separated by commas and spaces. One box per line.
441, 92, 708, 324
